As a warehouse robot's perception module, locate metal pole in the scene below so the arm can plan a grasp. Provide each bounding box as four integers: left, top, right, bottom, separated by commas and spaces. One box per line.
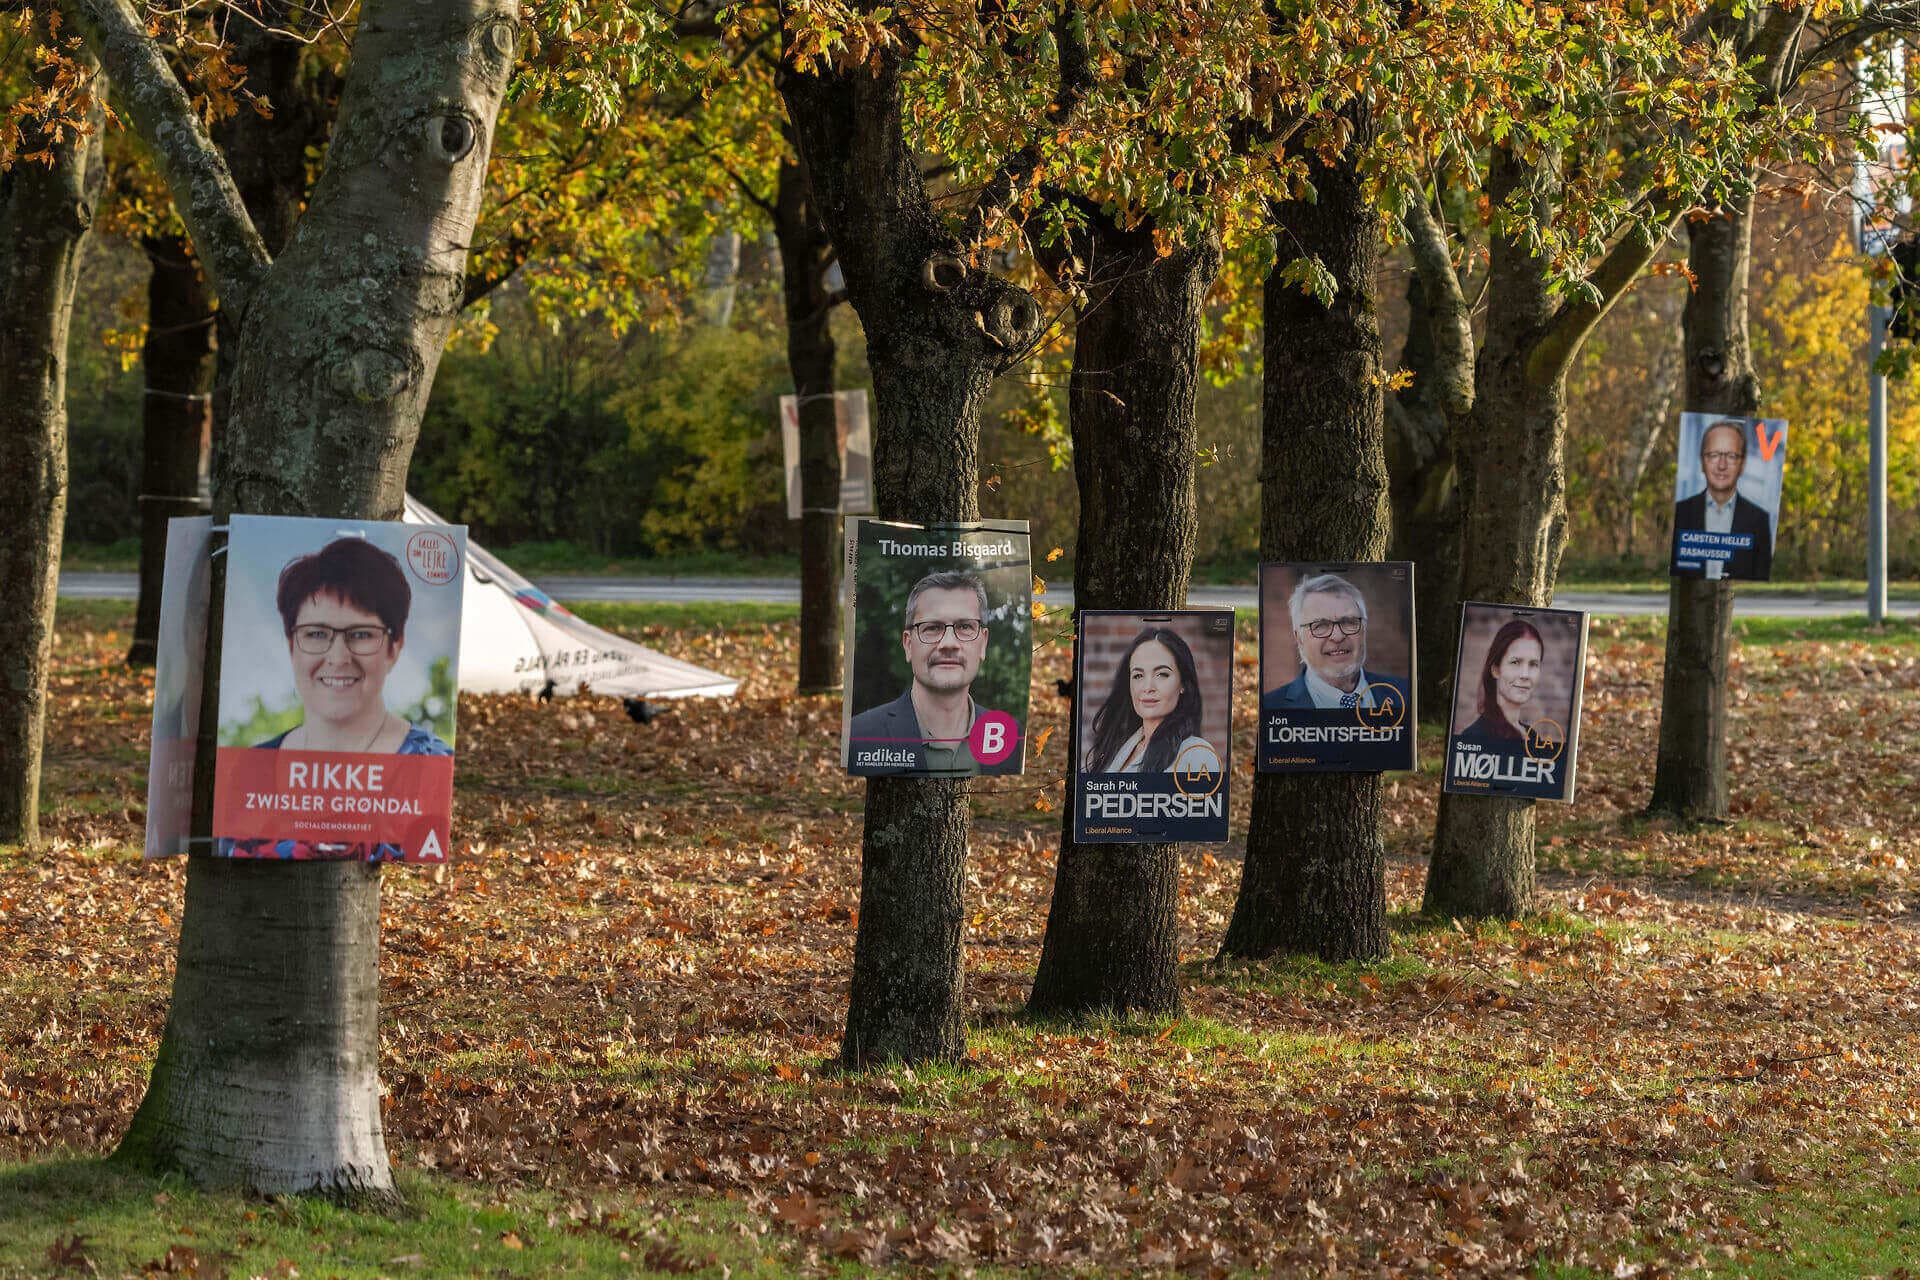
1869, 302, 1890, 624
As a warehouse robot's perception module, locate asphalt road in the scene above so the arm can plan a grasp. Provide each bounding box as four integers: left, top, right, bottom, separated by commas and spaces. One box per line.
57, 572, 1893, 618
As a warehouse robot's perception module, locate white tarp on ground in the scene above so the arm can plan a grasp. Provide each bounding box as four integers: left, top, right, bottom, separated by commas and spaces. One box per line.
402, 496, 739, 700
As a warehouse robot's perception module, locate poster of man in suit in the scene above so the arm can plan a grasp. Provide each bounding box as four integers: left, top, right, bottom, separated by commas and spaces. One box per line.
1257, 563, 1415, 772
1670, 413, 1787, 581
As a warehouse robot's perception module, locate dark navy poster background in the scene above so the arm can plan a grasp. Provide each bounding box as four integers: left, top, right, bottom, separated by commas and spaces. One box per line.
1071, 610, 1233, 844
1441, 602, 1589, 804
1257, 562, 1415, 773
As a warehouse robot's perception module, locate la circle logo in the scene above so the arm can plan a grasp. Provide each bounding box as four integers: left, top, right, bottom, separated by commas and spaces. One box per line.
1173, 742, 1223, 798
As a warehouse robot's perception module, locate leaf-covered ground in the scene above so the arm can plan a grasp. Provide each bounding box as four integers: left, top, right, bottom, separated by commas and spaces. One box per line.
6, 602, 1920, 1278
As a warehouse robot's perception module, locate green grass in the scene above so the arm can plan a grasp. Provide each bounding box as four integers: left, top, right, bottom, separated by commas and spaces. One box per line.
487, 543, 801, 579
57, 540, 143, 573
0, 1158, 786, 1280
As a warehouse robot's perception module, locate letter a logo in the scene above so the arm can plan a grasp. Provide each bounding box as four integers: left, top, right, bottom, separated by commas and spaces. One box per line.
1756, 422, 1785, 461
418, 828, 444, 862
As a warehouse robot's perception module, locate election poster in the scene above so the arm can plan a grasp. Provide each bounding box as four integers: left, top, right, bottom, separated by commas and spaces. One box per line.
143, 516, 213, 857
782, 389, 874, 519
1257, 562, 1415, 772
1669, 413, 1787, 581
841, 517, 1031, 777
1442, 603, 1589, 804
211, 515, 466, 861
1072, 610, 1234, 844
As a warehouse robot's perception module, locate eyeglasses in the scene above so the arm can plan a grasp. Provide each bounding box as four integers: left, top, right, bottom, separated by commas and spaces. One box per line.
907, 619, 984, 645
1702, 450, 1744, 465
291, 623, 391, 655
1301, 616, 1363, 639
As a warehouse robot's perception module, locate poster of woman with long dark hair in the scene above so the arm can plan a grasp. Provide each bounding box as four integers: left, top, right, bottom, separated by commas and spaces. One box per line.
1442, 603, 1589, 803
1071, 610, 1234, 843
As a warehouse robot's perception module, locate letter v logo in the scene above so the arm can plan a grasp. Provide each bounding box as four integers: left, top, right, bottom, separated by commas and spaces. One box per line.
1756, 423, 1786, 461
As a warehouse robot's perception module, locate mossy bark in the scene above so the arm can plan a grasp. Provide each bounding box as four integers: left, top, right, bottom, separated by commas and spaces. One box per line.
105, 0, 519, 1193
0, 38, 104, 845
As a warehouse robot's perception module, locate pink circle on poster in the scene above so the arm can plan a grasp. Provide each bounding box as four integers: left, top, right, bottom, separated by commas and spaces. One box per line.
969, 711, 1019, 767
406, 530, 460, 585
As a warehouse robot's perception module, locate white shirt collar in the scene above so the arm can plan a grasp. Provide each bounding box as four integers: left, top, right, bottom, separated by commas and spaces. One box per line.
1304, 667, 1371, 709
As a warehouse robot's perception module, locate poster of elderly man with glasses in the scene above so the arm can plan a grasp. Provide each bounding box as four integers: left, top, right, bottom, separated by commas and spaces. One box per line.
1670, 413, 1786, 581
205, 515, 466, 862
1257, 563, 1416, 772
842, 517, 1032, 777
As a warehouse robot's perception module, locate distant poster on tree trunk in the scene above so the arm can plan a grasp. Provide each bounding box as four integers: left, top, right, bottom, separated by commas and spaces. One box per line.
1669, 413, 1786, 581
1072, 610, 1234, 844
782, 389, 874, 519
211, 515, 466, 861
1442, 603, 1589, 804
143, 516, 213, 857
1257, 562, 1416, 772
841, 517, 1031, 777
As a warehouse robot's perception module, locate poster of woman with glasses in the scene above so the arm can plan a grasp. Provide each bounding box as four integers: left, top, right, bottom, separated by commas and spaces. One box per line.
1257, 563, 1416, 772
211, 514, 466, 861
1670, 413, 1787, 580
841, 517, 1032, 777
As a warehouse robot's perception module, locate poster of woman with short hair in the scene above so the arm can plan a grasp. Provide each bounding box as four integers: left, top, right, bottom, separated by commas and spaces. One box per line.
1442, 603, 1589, 804
1072, 610, 1234, 843
1257, 562, 1415, 772
211, 514, 466, 861
841, 517, 1031, 777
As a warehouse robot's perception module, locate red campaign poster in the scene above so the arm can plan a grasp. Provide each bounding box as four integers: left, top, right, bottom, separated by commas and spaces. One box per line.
211, 514, 466, 862
214, 748, 453, 861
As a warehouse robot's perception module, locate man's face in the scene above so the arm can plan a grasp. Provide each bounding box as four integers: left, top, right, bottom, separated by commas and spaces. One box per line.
902, 586, 987, 694
1294, 589, 1366, 688
1701, 425, 1746, 501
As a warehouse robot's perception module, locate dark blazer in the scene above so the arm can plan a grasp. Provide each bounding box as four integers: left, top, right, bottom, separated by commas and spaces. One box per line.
1451, 713, 1525, 752
847, 689, 1019, 775
1672, 490, 1774, 580
1263, 669, 1410, 720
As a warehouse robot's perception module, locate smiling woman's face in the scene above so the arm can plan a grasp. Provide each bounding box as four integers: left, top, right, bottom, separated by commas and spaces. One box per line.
289, 594, 400, 727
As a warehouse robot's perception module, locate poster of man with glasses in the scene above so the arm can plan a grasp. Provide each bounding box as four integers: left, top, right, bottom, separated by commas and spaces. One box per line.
208, 514, 466, 861
1257, 562, 1416, 772
841, 517, 1031, 777
1670, 413, 1786, 581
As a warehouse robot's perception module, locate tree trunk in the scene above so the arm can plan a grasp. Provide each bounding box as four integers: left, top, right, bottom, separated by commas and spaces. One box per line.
1027, 218, 1219, 1018
129, 235, 215, 666
1386, 265, 1463, 721
101, 0, 520, 1193
1649, 190, 1757, 821
775, 154, 845, 696
1221, 102, 1390, 962
0, 40, 105, 846
779, 43, 1042, 1066
1422, 150, 1569, 921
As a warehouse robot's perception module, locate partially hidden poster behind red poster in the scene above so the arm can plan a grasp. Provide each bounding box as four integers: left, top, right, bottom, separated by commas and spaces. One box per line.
211, 514, 466, 861
143, 516, 213, 857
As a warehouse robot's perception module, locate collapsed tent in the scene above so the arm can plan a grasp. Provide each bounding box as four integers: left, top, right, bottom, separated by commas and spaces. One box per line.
402, 496, 739, 700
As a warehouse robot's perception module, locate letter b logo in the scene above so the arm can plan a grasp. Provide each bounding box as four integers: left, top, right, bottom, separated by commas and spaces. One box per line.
969, 711, 1019, 767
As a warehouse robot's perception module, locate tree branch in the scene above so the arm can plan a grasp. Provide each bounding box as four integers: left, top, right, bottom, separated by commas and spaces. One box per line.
1399, 196, 1475, 418
1530, 208, 1681, 386
63, 0, 270, 311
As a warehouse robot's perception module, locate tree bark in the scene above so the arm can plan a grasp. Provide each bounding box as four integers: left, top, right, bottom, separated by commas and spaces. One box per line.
86, 0, 520, 1193
1649, 191, 1758, 821
129, 235, 215, 667
1422, 150, 1591, 920
1221, 102, 1390, 963
779, 35, 1043, 1066
1390, 198, 1475, 721
0, 38, 105, 846
1027, 217, 1219, 1018
775, 154, 845, 696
